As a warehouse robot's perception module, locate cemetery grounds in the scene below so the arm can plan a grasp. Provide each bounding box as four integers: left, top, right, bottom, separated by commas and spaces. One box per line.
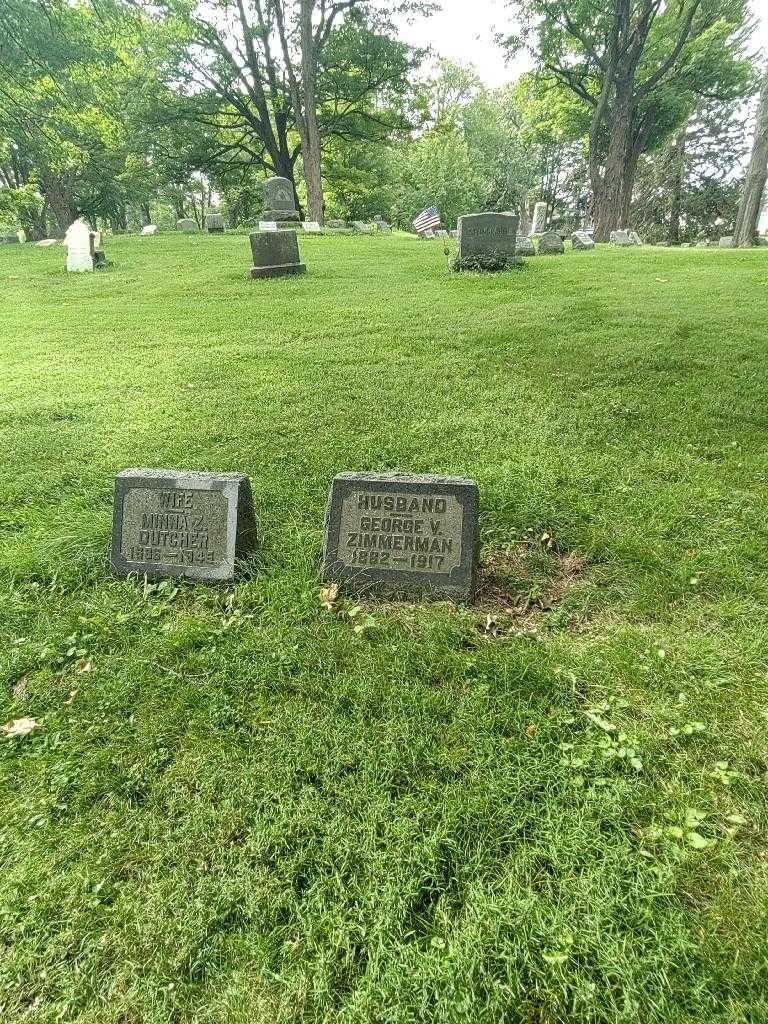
1, 230, 767, 1023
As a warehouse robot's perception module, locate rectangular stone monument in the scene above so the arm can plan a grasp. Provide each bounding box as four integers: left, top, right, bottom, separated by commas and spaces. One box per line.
610, 230, 632, 246
302, 221, 321, 233
261, 177, 300, 225
111, 469, 256, 582
322, 472, 479, 601
259, 221, 278, 232
327, 219, 347, 229
719, 236, 735, 248
530, 201, 547, 237
249, 230, 306, 279
177, 218, 197, 232
205, 214, 225, 233
458, 212, 519, 262
516, 234, 536, 256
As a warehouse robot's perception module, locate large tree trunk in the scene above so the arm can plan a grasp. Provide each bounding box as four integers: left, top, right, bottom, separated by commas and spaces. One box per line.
592, 81, 635, 241
41, 177, 76, 231
667, 128, 687, 245
298, 0, 324, 224
735, 64, 768, 248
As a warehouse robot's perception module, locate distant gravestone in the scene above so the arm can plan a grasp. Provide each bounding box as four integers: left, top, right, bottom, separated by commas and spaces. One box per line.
719, 236, 735, 248
572, 231, 596, 251
457, 212, 519, 262
258, 221, 278, 232
141, 225, 158, 236
302, 220, 321, 233
205, 214, 225, 233
516, 235, 535, 256
322, 472, 479, 601
435, 229, 449, 237
628, 230, 643, 246
353, 221, 374, 233
450, 229, 458, 239
423, 229, 436, 239
611, 230, 632, 246
530, 202, 548, 237
177, 218, 197, 232
249, 230, 306, 279
538, 230, 564, 255
327, 219, 347, 229
36, 238, 59, 248
111, 469, 257, 582
261, 177, 299, 225
696, 240, 709, 248
64, 218, 96, 272
0, 232, 20, 244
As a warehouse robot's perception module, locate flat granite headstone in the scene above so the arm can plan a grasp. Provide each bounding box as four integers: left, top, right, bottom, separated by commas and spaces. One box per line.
259, 221, 278, 232
249, 230, 306, 279
458, 212, 519, 261
572, 230, 595, 251
530, 201, 547, 237
111, 469, 256, 582
719, 236, 735, 248
539, 230, 564, 255
611, 230, 632, 246
322, 472, 479, 601
261, 177, 299, 224
516, 234, 536, 256
205, 214, 225, 233
302, 220, 321, 233
177, 218, 197, 232
628, 230, 643, 246
36, 238, 59, 247
327, 219, 347, 229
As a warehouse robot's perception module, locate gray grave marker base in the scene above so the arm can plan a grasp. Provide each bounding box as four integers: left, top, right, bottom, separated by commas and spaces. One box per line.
323, 472, 479, 601
249, 231, 306, 279
111, 469, 256, 582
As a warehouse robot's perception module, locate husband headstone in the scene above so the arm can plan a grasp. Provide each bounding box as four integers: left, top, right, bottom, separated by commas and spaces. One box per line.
261, 177, 299, 226
457, 212, 519, 262
322, 472, 479, 601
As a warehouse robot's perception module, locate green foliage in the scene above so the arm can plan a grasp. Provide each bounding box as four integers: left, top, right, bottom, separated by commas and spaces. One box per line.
450, 249, 522, 272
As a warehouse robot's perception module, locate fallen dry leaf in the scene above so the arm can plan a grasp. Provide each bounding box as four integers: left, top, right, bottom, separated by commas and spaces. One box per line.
525, 723, 538, 738
319, 583, 339, 610
12, 675, 28, 699
2, 717, 41, 738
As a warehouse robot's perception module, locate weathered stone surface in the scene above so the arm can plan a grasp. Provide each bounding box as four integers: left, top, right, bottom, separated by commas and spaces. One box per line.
205, 214, 225, 233
0, 233, 20, 244
177, 218, 197, 232
538, 230, 564, 255
258, 221, 278, 232
261, 177, 299, 222
302, 220, 321, 233
141, 225, 158, 236
628, 230, 643, 246
515, 234, 536, 256
458, 212, 519, 261
435, 229, 449, 237
696, 240, 709, 248
93, 250, 107, 269
327, 219, 347, 229
64, 218, 95, 272
353, 221, 374, 233
36, 239, 59, 247
249, 230, 306, 279
530, 201, 547, 236
571, 231, 595, 251
450, 229, 458, 239
610, 230, 632, 246
322, 472, 479, 601
111, 469, 256, 582
719, 236, 735, 248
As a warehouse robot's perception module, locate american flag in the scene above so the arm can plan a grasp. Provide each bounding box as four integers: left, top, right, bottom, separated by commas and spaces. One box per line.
413, 205, 441, 235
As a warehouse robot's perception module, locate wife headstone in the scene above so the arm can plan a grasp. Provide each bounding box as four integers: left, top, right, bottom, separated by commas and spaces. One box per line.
458, 212, 519, 262
249, 230, 306, 279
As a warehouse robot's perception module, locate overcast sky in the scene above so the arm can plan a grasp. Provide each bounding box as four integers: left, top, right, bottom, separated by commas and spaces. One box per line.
396, 0, 768, 89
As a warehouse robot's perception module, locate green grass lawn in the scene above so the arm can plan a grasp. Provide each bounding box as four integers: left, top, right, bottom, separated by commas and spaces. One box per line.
1, 231, 768, 1023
